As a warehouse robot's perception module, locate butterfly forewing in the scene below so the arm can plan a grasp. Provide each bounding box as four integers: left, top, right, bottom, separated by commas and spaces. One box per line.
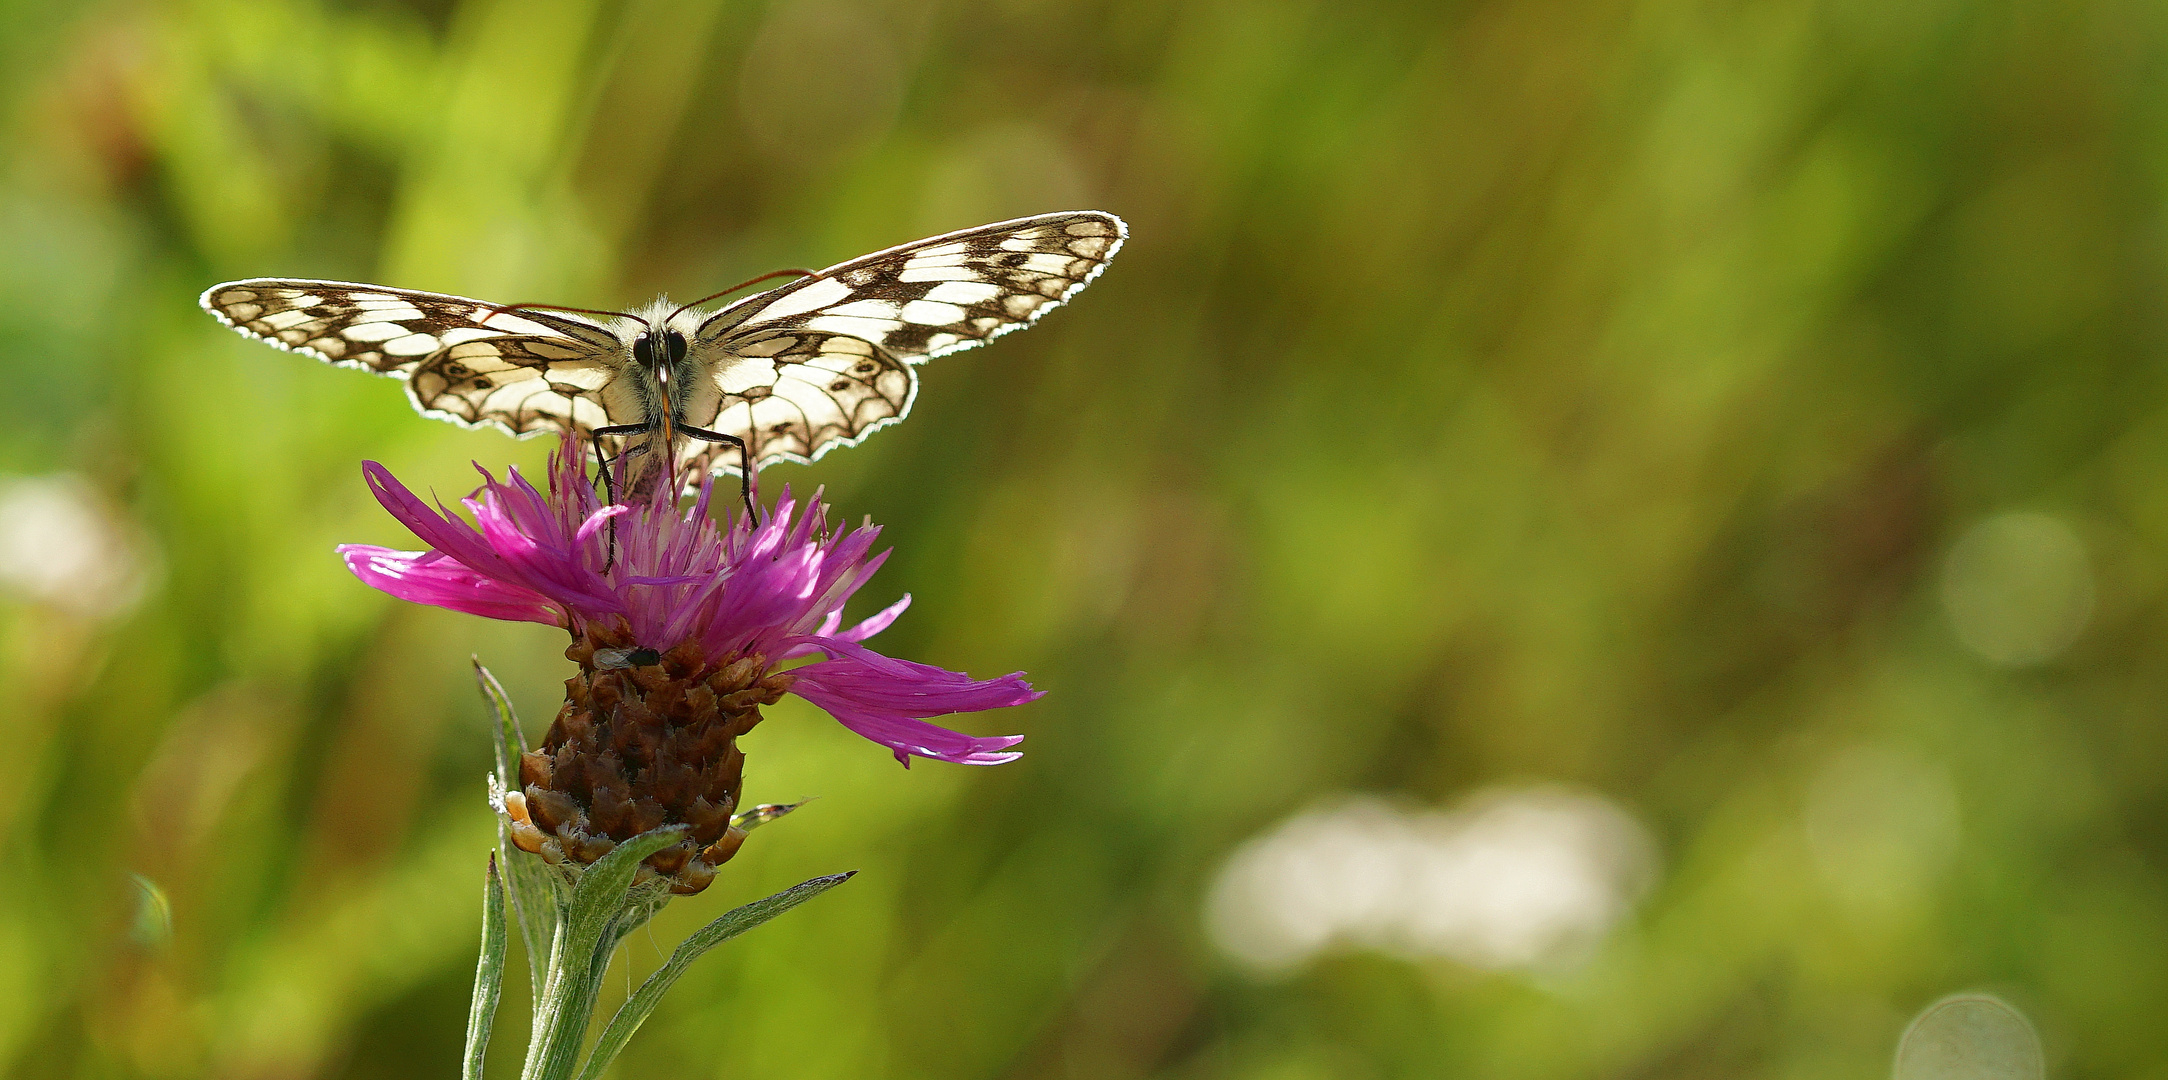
683, 210, 1125, 473
201, 279, 622, 437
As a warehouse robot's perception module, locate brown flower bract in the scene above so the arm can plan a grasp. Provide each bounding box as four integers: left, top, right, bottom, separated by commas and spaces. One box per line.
502, 620, 794, 895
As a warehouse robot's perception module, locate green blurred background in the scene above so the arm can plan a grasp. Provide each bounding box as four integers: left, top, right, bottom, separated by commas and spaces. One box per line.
0, 0, 2157, 1075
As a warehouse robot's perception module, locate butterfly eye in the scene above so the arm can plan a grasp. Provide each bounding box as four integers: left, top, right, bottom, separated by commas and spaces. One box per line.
663, 329, 688, 364
632, 333, 656, 367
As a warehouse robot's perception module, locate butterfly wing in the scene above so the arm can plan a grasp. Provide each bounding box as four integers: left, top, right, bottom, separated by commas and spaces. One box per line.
683, 210, 1126, 474
200, 279, 626, 437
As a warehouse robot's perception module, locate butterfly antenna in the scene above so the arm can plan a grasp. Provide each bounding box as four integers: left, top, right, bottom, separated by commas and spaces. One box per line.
666, 268, 818, 323
485, 301, 638, 321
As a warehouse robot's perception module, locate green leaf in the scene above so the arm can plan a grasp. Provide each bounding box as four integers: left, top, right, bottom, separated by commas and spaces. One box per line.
473, 658, 553, 1003
473, 656, 526, 790
464, 856, 509, 1080
520, 825, 688, 1080
574, 872, 855, 1080
729, 799, 810, 833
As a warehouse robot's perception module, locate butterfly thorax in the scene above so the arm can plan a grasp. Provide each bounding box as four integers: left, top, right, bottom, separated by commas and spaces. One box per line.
604, 300, 727, 442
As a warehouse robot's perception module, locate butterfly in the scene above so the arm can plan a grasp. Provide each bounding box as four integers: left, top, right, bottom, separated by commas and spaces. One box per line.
200, 210, 1126, 498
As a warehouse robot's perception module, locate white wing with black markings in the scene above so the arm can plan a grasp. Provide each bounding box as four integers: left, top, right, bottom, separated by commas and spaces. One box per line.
199, 280, 626, 435
201, 210, 1128, 480
683, 210, 1127, 473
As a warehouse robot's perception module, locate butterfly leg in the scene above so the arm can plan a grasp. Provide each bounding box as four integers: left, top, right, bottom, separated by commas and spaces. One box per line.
590, 423, 653, 506
677, 424, 757, 521
588, 423, 653, 572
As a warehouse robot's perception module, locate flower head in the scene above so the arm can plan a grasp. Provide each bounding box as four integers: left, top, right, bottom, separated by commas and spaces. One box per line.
337, 433, 1035, 891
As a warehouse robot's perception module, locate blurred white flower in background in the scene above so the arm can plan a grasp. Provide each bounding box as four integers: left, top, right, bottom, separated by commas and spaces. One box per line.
0, 474, 152, 618
1894, 994, 2043, 1080
1940, 512, 2092, 666
1206, 786, 1656, 975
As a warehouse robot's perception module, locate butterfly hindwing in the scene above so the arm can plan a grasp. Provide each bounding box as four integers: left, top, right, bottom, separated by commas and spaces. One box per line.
677, 331, 916, 475
410, 351, 618, 435
689, 210, 1125, 469
201, 279, 621, 436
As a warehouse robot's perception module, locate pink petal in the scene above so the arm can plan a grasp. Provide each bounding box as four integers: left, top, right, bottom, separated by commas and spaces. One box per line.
839, 593, 910, 642
338, 545, 563, 624
574, 505, 632, 544
787, 639, 1035, 766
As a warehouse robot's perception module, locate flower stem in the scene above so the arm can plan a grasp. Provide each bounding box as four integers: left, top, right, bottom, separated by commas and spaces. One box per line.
463, 857, 509, 1080
475, 659, 554, 1004
518, 827, 686, 1080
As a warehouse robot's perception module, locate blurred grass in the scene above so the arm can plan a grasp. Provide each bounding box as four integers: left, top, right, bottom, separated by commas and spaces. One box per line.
2, 0, 2166, 1076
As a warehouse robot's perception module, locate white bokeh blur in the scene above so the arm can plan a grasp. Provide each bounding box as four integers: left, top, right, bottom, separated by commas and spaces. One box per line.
1940, 512, 2093, 666
1894, 994, 2043, 1080
1206, 787, 1656, 975
0, 474, 151, 618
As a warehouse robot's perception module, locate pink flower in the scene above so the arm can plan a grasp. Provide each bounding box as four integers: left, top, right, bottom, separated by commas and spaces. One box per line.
336, 434, 1033, 768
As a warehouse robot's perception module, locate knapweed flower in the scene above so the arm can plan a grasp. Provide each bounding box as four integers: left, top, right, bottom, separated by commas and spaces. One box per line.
337, 433, 1036, 893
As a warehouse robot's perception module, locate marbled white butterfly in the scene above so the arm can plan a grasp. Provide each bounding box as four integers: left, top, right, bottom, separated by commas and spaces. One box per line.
201, 211, 1126, 494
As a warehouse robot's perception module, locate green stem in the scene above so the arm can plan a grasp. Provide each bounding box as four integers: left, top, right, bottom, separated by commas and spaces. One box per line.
473, 658, 553, 1005
463, 857, 509, 1080
518, 827, 686, 1080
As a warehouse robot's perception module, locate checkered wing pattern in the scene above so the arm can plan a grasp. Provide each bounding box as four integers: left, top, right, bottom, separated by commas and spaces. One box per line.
200, 280, 624, 436
687, 211, 1126, 473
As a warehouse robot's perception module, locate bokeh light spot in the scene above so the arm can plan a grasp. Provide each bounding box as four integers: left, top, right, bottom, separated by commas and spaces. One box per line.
1206, 787, 1655, 975
0, 474, 151, 618
1940, 512, 2092, 666
1894, 994, 2044, 1080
